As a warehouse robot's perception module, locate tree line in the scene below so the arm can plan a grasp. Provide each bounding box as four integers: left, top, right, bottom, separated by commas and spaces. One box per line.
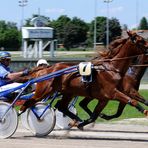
138, 17, 148, 30
0, 15, 147, 51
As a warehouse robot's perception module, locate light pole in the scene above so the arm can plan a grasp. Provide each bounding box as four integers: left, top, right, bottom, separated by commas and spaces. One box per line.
94, 0, 97, 50
104, 0, 113, 50
18, 0, 28, 28
18, 0, 28, 53
136, 0, 139, 30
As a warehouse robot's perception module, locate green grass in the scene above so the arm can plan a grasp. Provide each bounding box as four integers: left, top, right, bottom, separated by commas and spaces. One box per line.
16, 90, 148, 123
74, 90, 148, 123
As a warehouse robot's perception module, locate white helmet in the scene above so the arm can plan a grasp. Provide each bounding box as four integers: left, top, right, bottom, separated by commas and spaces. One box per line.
37, 59, 49, 67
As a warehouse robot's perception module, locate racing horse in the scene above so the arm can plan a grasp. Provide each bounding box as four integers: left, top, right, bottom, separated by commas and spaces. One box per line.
19, 31, 148, 128
17, 37, 148, 121
79, 54, 148, 121
17, 36, 128, 106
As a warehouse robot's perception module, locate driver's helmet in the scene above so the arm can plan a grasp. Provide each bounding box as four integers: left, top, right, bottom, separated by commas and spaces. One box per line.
0, 51, 11, 61
37, 59, 49, 67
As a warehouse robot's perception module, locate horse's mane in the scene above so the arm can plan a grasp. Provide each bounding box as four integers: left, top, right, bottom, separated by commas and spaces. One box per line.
106, 38, 128, 58
93, 37, 128, 61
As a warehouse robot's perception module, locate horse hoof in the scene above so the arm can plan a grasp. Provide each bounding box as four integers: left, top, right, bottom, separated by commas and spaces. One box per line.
68, 120, 78, 128
77, 125, 84, 131
143, 110, 148, 116
77, 123, 84, 131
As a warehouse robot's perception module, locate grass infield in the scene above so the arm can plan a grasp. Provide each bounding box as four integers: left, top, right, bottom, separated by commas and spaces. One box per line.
75, 90, 148, 122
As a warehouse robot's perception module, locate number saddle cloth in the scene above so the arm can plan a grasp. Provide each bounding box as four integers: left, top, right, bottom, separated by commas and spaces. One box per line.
78, 62, 93, 83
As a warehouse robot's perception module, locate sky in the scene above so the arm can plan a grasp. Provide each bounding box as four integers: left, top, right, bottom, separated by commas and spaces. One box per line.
0, 0, 148, 29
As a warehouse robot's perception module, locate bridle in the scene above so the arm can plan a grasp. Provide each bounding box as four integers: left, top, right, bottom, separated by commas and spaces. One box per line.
96, 53, 145, 63
130, 34, 148, 54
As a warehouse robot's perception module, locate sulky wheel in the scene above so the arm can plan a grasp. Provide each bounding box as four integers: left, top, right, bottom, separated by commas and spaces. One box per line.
55, 105, 77, 130
0, 102, 18, 139
20, 108, 30, 130
27, 102, 56, 137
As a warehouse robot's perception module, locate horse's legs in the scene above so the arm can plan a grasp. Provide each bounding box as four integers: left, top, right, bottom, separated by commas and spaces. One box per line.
128, 89, 148, 106
79, 88, 148, 128
80, 97, 127, 120
123, 77, 148, 105
19, 83, 54, 113
55, 94, 83, 122
79, 97, 126, 121
78, 99, 109, 128
79, 97, 93, 117
114, 89, 148, 116
99, 88, 148, 120
99, 101, 126, 120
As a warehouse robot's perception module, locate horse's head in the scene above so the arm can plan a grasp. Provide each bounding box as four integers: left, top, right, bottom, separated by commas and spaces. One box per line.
127, 30, 148, 54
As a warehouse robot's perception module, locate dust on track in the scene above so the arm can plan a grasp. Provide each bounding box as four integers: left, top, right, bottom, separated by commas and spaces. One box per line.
1, 119, 148, 148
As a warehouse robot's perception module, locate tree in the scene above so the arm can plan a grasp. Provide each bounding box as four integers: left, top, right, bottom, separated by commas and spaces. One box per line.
88, 16, 122, 46
138, 17, 148, 30
1, 29, 21, 49
109, 18, 122, 42
88, 17, 106, 47
63, 17, 89, 49
50, 16, 89, 50
0, 21, 21, 50
49, 15, 71, 44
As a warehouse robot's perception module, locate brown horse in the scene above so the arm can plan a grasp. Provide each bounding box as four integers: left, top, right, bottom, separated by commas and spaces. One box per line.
19, 31, 148, 128
18, 39, 148, 121
17, 36, 128, 107
79, 54, 148, 120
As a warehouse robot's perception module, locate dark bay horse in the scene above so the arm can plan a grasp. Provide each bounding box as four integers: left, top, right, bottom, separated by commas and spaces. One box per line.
19, 31, 148, 128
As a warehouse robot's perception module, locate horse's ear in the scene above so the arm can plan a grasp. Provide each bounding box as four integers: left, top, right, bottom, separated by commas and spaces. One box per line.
126, 30, 132, 37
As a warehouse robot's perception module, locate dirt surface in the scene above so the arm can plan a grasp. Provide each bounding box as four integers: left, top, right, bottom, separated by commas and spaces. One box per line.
1, 118, 148, 148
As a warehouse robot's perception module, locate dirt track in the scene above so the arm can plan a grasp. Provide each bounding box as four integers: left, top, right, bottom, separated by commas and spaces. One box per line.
1, 118, 148, 148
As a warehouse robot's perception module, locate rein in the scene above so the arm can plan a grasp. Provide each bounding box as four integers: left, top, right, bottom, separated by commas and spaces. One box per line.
97, 54, 145, 63
93, 54, 147, 73
131, 64, 148, 67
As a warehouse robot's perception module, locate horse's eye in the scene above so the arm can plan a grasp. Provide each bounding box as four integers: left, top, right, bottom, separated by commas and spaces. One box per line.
132, 38, 136, 43
130, 35, 137, 43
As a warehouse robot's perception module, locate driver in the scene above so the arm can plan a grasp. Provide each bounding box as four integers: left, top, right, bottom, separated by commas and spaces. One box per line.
0, 51, 29, 92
